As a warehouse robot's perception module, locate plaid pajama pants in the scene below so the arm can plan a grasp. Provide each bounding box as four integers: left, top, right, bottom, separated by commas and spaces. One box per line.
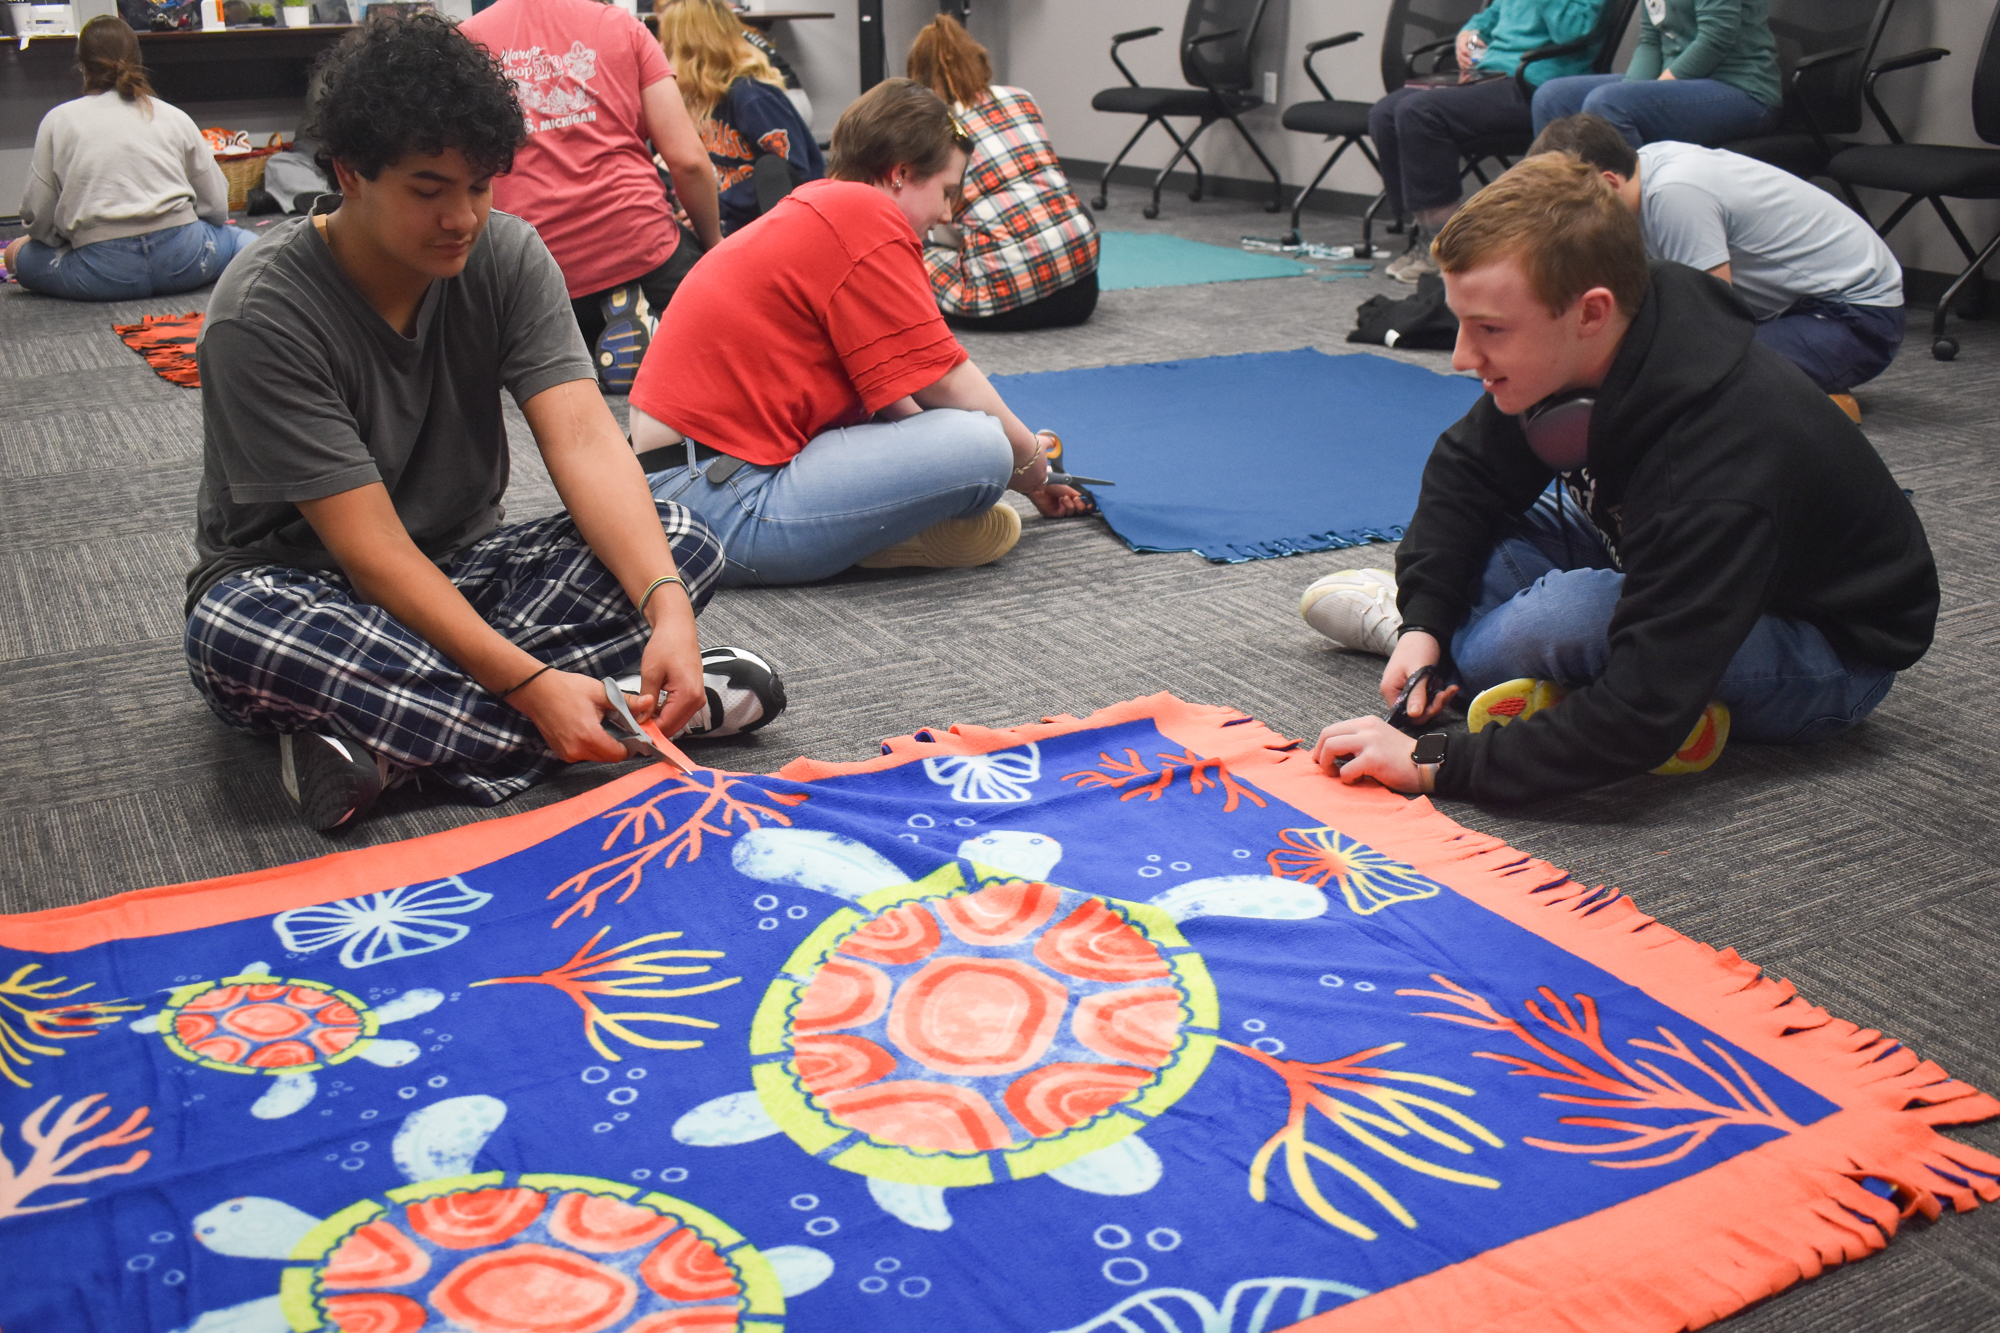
185, 502, 723, 806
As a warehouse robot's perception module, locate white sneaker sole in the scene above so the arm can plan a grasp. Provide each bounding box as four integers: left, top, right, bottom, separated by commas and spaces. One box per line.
1299, 568, 1401, 655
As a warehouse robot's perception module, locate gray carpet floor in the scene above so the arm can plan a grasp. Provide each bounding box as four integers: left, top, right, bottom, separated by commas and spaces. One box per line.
1, 197, 1996, 1330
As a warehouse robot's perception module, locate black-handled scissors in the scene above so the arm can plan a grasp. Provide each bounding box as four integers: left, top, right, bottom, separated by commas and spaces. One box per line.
1385, 664, 1437, 735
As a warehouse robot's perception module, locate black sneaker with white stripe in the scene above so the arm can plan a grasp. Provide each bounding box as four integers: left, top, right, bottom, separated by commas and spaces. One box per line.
279, 732, 386, 832
618, 646, 787, 741
686, 646, 786, 737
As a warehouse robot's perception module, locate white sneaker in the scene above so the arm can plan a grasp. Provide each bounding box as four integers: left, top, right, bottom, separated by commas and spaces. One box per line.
615, 646, 787, 742
1299, 568, 1401, 656
1382, 235, 1427, 280
1388, 246, 1439, 284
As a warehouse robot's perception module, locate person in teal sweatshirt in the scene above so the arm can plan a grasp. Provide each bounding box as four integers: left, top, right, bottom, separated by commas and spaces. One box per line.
1368, 0, 1604, 282
1530, 0, 1780, 147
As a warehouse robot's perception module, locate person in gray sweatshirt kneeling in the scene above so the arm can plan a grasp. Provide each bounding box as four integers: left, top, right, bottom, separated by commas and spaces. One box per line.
4, 16, 256, 301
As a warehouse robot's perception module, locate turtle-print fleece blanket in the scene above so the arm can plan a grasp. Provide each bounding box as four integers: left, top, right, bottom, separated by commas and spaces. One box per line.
1, 695, 1994, 1333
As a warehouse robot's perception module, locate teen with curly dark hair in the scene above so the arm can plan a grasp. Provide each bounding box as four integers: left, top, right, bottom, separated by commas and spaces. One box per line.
308, 11, 527, 180
183, 13, 784, 833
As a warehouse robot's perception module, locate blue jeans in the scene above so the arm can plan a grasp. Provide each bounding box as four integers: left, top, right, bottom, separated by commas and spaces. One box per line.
1755, 298, 1904, 393
1448, 487, 1895, 745
647, 408, 1011, 586
12, 219, 257, 301
1531, 73, 1780, 146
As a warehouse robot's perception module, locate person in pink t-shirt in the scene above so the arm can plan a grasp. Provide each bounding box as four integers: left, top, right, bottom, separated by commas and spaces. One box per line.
462, 0, 719, 393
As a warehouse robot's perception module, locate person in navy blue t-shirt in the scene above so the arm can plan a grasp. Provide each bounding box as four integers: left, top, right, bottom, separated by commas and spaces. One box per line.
657, 0, 823, 234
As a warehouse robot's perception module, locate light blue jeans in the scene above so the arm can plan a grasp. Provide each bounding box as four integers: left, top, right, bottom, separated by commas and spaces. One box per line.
1531, 72, 1780, 146
12, 219, 257, 301
1448, 487, 1895, 745
646, 408, 1012, 586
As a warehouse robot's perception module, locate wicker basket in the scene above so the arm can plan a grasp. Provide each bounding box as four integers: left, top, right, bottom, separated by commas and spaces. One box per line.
215, 135, 286, 211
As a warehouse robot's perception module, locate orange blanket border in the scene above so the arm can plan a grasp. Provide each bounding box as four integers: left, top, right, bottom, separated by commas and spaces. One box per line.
3, 692, 1993, 1332
0, 761, 674, 954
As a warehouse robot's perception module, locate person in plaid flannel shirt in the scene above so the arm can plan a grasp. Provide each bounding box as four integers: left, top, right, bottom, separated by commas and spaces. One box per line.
908, 16, 1099, 331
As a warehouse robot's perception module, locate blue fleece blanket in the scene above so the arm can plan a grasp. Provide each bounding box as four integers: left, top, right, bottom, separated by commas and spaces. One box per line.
993, 348, 1485, 562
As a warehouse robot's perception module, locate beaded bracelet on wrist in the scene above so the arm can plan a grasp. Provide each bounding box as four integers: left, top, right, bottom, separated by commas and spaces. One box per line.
638, 575, 686, 617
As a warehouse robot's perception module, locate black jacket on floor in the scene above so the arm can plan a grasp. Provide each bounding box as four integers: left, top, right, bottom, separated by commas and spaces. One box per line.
1396, 262, 1938, 804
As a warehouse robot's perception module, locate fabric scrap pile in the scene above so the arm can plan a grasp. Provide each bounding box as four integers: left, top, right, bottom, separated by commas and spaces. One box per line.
112, 311, 204, 388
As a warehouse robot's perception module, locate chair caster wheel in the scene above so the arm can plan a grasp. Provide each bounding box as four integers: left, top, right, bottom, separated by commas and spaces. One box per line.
1142, 204, 1160, 219
1089, 196, 1107, 211
1281, 231, 1301, 245
1188, 190, 1203, 203
1933, 337, 1958, 361
1264, 199, 1282, 213
1354, 244, 1374, 259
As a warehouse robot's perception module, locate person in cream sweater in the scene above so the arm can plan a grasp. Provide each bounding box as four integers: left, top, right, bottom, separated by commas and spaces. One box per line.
5, 16, 256, 300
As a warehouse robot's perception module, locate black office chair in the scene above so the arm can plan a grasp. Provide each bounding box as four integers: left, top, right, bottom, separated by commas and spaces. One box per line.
1826, 0, 2000, 361
1716, 0, 1898, 191
1089, 0, 1286, 219
1274, 0, 1485, 249
1276, 37, 1381, 247
1281, 0, 1633, 254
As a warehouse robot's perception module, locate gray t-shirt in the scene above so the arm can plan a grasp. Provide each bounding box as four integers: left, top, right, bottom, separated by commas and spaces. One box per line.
1638, 141, 1902, 319
186, 206, 594, 613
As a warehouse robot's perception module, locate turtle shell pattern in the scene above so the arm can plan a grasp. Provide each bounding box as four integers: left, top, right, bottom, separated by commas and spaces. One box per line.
277, 1173, 785, 1333
160, 973, 377, 1075
751, 860, 1221, 1187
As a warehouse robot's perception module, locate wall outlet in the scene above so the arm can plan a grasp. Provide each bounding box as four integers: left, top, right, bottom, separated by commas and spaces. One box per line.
1263, 70, 1278, 102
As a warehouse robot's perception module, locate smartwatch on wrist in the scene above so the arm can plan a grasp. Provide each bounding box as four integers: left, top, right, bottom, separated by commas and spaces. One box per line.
1412, 733, 1448, 794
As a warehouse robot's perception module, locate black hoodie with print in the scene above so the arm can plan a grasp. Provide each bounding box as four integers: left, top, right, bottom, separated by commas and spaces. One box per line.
1394, 262, 1938, 804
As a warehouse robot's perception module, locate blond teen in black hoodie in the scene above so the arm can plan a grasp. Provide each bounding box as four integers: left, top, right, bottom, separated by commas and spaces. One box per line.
1306, 154, 1936, 804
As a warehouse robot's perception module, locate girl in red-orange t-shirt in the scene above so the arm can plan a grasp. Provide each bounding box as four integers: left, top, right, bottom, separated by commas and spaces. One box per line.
627, 79, 1090, 586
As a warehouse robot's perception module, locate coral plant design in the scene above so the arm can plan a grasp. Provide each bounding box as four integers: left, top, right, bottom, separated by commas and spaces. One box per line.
0, 1094, 153, 1221
0, 964, 141, 1089
471, 927, 742, 1061
1266, 828, 1446, 916
548, 771, 809, 927
1401, 975, 1804, 1167
1061, 748, 1268, 813
1222, 1039, 1502, 1241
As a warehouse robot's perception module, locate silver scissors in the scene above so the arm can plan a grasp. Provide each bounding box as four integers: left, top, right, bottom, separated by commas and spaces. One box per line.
601, 677, 691, 772
1034, 432, 1111, 490
1045, 469, 1114, 488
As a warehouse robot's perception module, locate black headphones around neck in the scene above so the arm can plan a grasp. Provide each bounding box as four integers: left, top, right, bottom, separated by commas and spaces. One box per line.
1520, 389, 1596, 470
